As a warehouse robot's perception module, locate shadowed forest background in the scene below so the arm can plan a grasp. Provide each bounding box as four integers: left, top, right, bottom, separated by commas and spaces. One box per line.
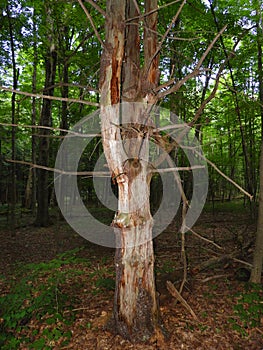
0, 0, 263, 349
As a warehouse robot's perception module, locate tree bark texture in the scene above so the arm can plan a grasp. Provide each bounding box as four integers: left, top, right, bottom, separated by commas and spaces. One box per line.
6, 4, 18, 233
250, 7, 263, 283
250, 141, 263, 283
99, 0, 162, 343
35, 3, 57, 227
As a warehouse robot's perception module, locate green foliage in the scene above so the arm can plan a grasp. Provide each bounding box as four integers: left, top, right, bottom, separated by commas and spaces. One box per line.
0, 248, 87, 349
95, 277, 115, 291
89, 264, 115, 295
229, 283, 263, 336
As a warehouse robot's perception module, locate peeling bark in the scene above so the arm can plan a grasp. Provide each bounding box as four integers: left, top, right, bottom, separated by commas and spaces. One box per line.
99, 0, 163, 343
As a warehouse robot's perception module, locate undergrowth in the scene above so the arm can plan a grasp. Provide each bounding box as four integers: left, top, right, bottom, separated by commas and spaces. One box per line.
0, 248, 88, 349
229, 283, 263, 337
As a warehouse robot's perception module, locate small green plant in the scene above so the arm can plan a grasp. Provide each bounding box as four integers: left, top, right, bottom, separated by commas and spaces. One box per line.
229, 283, 263, 336
156, 260, 175, 274
95, 277, 115, 290
89, 265, 115, 294
0, 248, 88, 349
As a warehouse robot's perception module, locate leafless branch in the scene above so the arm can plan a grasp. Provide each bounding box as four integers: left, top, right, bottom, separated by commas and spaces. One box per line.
190, 39, 240, 125
166, 281, 198, 319
126, 0, 183, 22
201, 275, 228, 283
147, 0, 186, 74
156, 25, 227, 99
0, 86, 99, 107
0, 122, 100, 138
53, 82, 99, 93
84, 0, 106, 16
186, 226, 223, 250
5, 159, 109, 177
195, 150, 253, 200
77, 0, 105, 48
154, 165, 205, 173
131, 0, 142, 16
232, 258, 252, 268
153, 123, 186, 132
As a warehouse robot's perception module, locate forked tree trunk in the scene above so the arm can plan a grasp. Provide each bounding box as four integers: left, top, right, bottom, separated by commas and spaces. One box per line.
99, 0, 162, 343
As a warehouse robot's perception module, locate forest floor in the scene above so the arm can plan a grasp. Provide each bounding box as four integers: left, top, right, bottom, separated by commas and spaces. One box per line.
0, 202, 263, 349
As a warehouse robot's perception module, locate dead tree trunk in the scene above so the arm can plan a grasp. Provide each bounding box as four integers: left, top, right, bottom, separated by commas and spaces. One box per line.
99, 0, 163, 343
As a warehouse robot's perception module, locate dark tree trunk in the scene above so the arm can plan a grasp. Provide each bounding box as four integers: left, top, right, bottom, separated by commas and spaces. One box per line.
35, 4, 57, 227
25, 9, 38, 213
31, 10, 38, 215
250, 7, 263, 283
6, 5, 19, 233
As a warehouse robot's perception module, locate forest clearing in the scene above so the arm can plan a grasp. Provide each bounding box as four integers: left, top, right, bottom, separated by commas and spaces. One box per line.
0, 203, 263, 349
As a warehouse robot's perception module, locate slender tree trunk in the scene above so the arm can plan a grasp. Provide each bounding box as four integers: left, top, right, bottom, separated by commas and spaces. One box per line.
210, 1, 255, 204
99, 0, 163, 342
6, 5, 19, 233
29, 9, 38, 214
250, 3, 263, 283
35, 4, 57, 227
250, 142, 263, 283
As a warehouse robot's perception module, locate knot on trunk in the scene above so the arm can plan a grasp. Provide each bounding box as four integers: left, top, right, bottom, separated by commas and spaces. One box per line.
123, 158, 142, 181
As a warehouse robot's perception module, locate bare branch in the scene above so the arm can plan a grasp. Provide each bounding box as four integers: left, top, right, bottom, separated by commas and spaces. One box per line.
156, 25, 227, 99
154, 165, 205, 173
195, 150, 253, 200
196, 25, 227, 70
190, 47, 239, 125
156, 70, 203, 98
0, 86, 99, 107
201, 275, 228, 283
5, 159, 109, 177
0, 122, 100, 138
53, 82, 99, 93
84, 0, 106, 16
131, 0, 142, 16
147, 0, 186, 74
232, 258, 252, 268
126, 0, 183, 22
153, 123, 187, 132
186, 226, 223, 250
77, 0, 105, 48
166, 281, 198, 320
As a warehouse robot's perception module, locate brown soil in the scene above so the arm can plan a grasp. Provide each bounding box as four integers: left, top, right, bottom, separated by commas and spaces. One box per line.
0, 207, 262, 349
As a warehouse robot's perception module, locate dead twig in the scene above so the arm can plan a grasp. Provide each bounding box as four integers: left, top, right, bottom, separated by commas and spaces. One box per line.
0, 86, 99, 107
186, 226, 223, 250
147, 0, 186, 74
77, 0, 105, 48
84, 0, 106, 16
156, 25, 227, 99
126, 0, 183, 22
201, 274, 228, 283
195, 150, 253, 200
166, 281, 198, 320
0, 122, 100, 138
5, 158, 110, 177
